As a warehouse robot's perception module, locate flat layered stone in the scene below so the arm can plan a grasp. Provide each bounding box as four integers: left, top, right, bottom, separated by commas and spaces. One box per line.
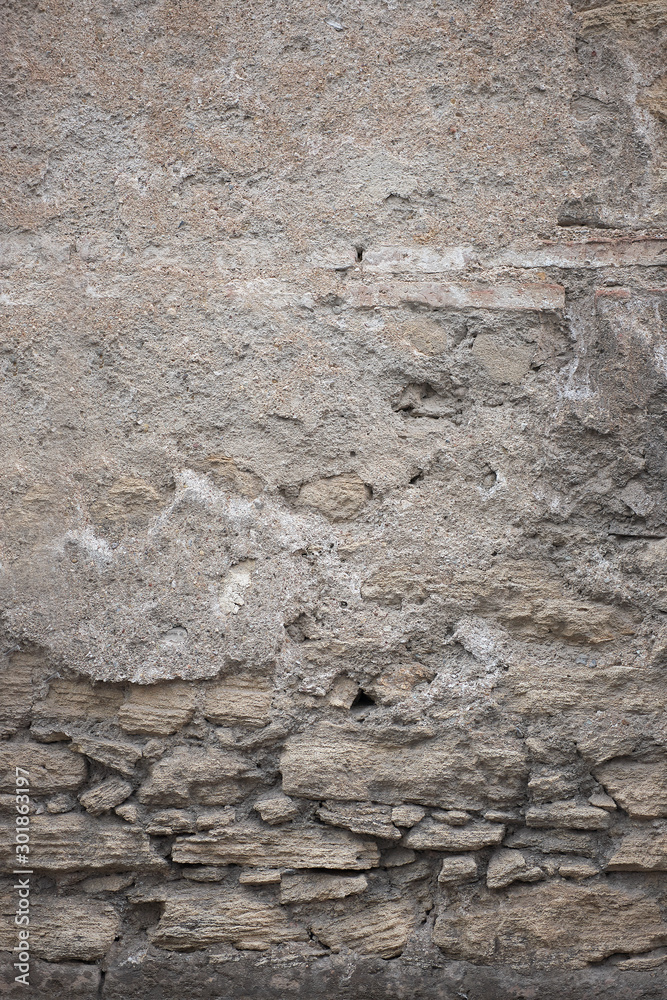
525, 801, 611, 831
33, 679, 123, 722
147, 887, 307, 951
0, 742, 87, 793
433, 882, 667, 969
171, 821, 379, 870
402, 818, 505, 851
310, 902, 415, 959
505, 828, 599, 857
138, 746, 256, 806
30, 898, 120, 961
0, 814, 166, 872
69, 735, 142, 776
118, 682, 196, 735
317, 801, 401, 840
497, 238, 667, 269
486, 849, 543, 889
202, 678, 273, 729
280, 872, 368, 904
606, 825, 667, 871
438, 855, 479, 884
79, 777, 133, 816
281, 723, 527, 810
594, 759, 667, 818
253, 794, 299, 825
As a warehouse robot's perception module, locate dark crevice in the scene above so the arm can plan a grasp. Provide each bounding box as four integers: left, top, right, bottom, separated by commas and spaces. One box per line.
351, 689, 375, 709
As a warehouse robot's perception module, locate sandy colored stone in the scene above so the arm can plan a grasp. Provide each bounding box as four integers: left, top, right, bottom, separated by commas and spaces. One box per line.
79, 777, 133, 816
34, 678, 123, 722
438, 856, 479, 884
365, 661, 437, 705
505, 828, 598, 857
310, 902, 415, 959
148, 887, 307, 951
31, 898, 120, 961
1, 0, 667, 985
433, 882, 667, 969
432, 809, 471, 826
137, 746, 257, 806
0, 658, 35, 737
203, 678, 273, 728
146, 809, 196, 835
594, 759, 667, 818
606, 825, 667, 871
486, 849, 543, 889
118, 682, 196, 735
281, 724, 527, 810
0, 742, 87, 793
280, 872, 368, 904
392, 805, 427, 828
69, 734, 142, 776
201, 455, 263, 498
171, 821, 379, 870
403, 818, 505, 851
588, 791, 618, 811
80, 874, 135, 894
295, 473, 370, 521
317, 801, 401, 840
196, 807, 237, 831
238, 869, 282, 885
558, 860, 599, 880
525, 801, 611, 831
47, 793, 76, 814
0, 814, 166, 872
253, 794, 299, 825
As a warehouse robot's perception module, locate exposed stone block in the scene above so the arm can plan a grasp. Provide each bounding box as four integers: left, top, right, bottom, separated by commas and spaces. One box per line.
253, 794, 299, 825
403, 818, 505, 851
0, 814, 167, 872
280, 871, 368, 903
79, 777, 133, 816
295, 473, 371, 520
525, 801, 612, 831
147, 887, 308, 951
486, 849, 543, 889
137, 746, 257, 806
118, 682, 196, 735
433, 882, 667, 969
594, 759, 667, 818
316, 801, 401, 840
171, 821, 379, 870
438, 855, 479, 884
281, 723, 527, 810
310, 902, 415, 959
69, 734, 142, 776
33, 678, 123, 722
606, 825, 667, 871
0, 742, 87, 793
202, 678, 273, 729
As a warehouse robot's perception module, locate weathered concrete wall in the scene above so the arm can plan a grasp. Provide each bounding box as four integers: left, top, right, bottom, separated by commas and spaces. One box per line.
0, 0, 666, 996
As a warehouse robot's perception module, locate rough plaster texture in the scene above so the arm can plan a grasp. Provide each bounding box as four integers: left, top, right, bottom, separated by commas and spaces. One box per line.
0, 0, 666, 997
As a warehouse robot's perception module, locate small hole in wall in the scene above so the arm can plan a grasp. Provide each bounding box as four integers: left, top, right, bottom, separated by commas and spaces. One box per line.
351, 689, 375, 709
355, 245, 364, 262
